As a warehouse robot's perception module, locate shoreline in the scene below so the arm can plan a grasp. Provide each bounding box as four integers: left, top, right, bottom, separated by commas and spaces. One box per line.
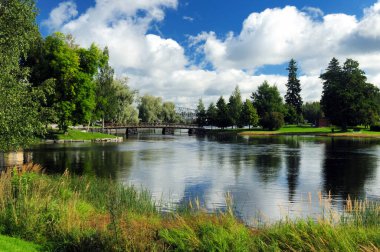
238, 131, 380, 139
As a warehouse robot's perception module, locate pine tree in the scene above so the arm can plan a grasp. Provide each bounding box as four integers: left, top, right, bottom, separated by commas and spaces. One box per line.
196, 98, 207, 127
284, 59, 303, 120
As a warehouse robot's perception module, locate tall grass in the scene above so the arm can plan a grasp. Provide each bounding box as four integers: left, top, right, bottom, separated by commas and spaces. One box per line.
0, 164, 379, 251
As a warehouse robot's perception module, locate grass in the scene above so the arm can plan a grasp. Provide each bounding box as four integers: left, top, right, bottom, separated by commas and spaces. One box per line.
239, 125, 380, 138
0, 235, 40, 252
47, 129, 118, 141
0, 163, 379, 251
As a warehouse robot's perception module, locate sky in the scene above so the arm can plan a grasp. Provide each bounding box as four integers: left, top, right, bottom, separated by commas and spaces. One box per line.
36, 0, 380, 108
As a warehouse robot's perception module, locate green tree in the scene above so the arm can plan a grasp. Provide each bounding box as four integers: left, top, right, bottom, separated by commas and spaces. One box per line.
320, 58, 380, 130
284, 59, 303, 123
0, 0, 45, 151
109, 78, 138, 125
161, 102, 179, 123
25, 33, 105, 131
261, 112, 285, 130
138, 95, 163, 124
228, 86, 243, 128
240, 99, 259, 129
216, 96, 231, 129
251, 81, 284, 126
196, 98, 207, 127
206, 102, 218, 127
302, 102, 322, 125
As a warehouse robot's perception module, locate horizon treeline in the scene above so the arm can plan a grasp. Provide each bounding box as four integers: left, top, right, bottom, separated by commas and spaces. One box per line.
196, 58, 380, 131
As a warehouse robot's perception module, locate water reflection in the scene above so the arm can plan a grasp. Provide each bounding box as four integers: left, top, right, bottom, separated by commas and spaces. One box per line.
1, 135, 380, 222
322, 138, 378, 199
285, 138, 301, 202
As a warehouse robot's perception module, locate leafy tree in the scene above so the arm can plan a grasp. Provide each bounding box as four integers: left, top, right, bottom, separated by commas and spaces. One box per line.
109, 78, 138, 125
228, 86, 243, 128
240, 99, 259, 129
206, 102, 218, 127
285, 59, 303, 122
25, 33, 105, 131
216, 96, 231, 128
196, 98, 207, 127
261, 112, 285, 130
320, 58, 380, 130
302, 102, 322, 125
138, 95, 163, 123
251, 81, 284, 126
161, 102, 179, 123
0, 0, 45, 151
284, 104, 302, 125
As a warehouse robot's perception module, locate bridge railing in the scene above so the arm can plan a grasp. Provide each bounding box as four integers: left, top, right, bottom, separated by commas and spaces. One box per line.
102, 123, 201, 129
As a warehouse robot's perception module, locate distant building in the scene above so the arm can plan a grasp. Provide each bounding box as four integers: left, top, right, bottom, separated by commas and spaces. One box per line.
317, 118, 330, 127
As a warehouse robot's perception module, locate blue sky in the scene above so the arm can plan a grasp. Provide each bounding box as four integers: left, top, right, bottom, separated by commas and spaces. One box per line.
37, 0, 380, 107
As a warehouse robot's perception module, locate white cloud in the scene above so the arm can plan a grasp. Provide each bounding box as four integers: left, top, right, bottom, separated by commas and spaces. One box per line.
42, 1, 78, 31
183, 16, 194, 22
43, 1, 380, 107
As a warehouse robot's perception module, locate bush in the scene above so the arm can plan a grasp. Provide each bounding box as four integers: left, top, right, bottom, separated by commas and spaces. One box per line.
261, 112, 285, 130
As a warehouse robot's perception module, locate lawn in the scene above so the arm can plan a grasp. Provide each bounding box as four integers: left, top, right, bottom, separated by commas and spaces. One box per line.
0, 235, 40, 252
48, 129, 118, 141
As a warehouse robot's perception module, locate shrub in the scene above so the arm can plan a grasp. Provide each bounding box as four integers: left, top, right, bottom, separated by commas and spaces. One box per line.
261, 112, 285, 130
370, 124, 380, 132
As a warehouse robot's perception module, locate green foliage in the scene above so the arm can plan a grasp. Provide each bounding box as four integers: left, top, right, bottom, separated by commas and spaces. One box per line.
228, 86, 243, 128
285, 59, 303, 117
216, 96, 231, 128
284, 104, 302, 124
138, 95, 163, 123
0, 0, 46, 152
261, 112, 285, 130
302, 101, 322, 125
162, 102, 180, 123
196, 98, 207, 127
240, 99, 259, 128
252, 81, 284, 127
53, 129, 117, 140
320, 58, 380, 129
206, 102, 218, 127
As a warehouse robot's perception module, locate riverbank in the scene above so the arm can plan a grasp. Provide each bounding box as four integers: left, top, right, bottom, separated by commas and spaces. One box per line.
1, 164, 379, 251
237, 126, 380, 138
44, 129, 123, 143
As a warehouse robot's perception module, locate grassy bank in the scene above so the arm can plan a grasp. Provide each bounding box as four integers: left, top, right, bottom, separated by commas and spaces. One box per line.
46, 129, 118, 141
239, 126, 380, 138
1, 164, 379, 251
0, 235, 40, 252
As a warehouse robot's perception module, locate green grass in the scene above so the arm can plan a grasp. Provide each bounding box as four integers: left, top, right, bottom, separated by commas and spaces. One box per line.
48, 129, 117, 140
0, 164, 379, 251
0, 235, 40, 252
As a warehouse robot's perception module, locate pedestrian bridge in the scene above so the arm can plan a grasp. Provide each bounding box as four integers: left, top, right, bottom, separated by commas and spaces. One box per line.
88, 123, 208, 135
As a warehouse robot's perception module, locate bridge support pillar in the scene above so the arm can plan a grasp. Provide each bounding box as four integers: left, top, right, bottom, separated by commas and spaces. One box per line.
188, 128, 195, 135
162, 127, 174, 135
126, 128, 138, 136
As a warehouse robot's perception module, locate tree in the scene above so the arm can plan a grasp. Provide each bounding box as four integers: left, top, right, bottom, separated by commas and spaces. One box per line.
302, 102, 322, 125
320, 58, 380, 130
261, 112, 285, 130
25, 33, 105, 131
206, 102, 217, 127
196, 98, 207, 127
138, 95, 163, 123
0, 0, 45, 151
251, 81, 284, 126
108, 78, 138, 125
161, 102, 180, 123
228, 86, 243, 128
216, 96, 231, 129
284, 59, 303, 122
240, 99, 259, 129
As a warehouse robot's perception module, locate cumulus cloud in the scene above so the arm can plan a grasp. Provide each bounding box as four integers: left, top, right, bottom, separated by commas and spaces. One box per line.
43, 0, 380, 107
42, 1, 78, 31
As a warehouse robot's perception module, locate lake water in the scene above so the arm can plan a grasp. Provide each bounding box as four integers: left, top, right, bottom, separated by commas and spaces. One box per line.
2, 133, 380, 224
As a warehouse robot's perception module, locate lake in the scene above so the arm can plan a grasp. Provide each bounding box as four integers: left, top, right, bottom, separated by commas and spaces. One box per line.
2, 133, 380, 224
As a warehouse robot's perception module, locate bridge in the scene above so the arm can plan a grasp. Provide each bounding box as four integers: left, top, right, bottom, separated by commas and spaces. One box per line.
88, 123, 208, 136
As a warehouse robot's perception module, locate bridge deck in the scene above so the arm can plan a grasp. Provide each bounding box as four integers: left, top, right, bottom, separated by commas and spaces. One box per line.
102, 124, 204, 130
